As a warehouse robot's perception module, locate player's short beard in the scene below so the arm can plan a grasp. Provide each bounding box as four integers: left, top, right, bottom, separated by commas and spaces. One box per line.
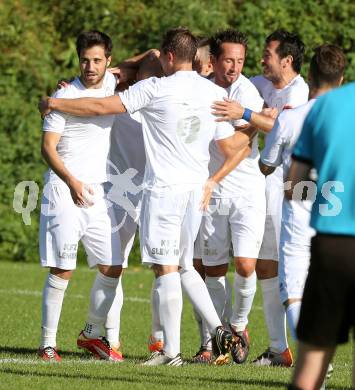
82, 71, 106, 88
264, 70, 281, 85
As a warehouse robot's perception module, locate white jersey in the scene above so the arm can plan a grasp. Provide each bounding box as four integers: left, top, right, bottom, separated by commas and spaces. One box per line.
250, 74, 309, 112
43, 71, 116, 185
251, 74, 309, 201
119, 71, 235, 191
209, 74, 265, 198
261, 99, 317, 245
109, 112, 145, 187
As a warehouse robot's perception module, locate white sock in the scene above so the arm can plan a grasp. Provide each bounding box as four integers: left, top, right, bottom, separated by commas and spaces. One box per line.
286, 301, 302, 342
194, 308, 212, 350
180, 269, 221, 335
154, 272, 182, 358
205, 275, 229, 320
84, 272, 120, 340
41, 273, 69, 348
230, 271, 256, 332
260, 276, 288, 353
151, 282, 164, 341
224, 277, 232, 327
105, 276, 123, 348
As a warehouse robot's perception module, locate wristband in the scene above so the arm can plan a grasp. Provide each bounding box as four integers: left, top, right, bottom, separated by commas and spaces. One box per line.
242, 108, 253, 122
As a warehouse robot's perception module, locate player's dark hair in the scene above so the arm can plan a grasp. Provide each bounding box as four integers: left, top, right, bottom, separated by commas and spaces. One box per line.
266, 29, 305, 73
209, 29, 248, 58
310, 44, 346, 88
160, 27, 198, 63
76, 30, 113, 58
196, 36, 211, 49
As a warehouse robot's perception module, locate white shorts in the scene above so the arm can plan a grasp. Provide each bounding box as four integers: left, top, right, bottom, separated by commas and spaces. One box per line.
258, 174, 283, 261
139, 186, 203, 270
279, 240, 311, 303
200, 196, 265, 266
108, 189, 142, 268
40, 183, 122, 270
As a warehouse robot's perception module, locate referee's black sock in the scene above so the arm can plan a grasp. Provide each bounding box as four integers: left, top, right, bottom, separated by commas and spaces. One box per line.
287, 384, 303, 390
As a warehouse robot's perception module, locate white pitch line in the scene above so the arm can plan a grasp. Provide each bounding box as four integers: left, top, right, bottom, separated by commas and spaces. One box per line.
0, 358, 112, 365
0, 289, 263, 309
0, 289, 150, 303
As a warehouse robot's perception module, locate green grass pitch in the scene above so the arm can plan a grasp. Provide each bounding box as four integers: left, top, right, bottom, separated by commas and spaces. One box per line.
0, 261, 352, 389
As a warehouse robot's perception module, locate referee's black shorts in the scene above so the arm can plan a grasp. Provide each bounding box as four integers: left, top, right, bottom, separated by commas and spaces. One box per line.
297, 233, 355, 347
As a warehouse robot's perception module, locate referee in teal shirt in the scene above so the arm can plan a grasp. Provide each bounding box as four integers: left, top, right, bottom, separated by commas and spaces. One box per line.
287, 80, 355, 390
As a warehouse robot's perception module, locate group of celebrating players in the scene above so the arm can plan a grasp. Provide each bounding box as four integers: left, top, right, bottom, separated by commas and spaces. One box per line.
37, 25, 346, 382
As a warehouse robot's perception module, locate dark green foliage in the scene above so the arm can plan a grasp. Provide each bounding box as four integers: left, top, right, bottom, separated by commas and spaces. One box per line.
1, 0, 354, 262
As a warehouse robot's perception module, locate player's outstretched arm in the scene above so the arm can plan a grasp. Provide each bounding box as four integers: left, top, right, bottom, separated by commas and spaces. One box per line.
41, 132, 93, 207
39, 95, 126, 117
212, 98, 277, 133
109, 49, 161, 88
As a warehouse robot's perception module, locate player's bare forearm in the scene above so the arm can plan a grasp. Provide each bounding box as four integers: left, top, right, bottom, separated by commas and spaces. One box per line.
250, 111, 275, 133
117, 49, 160, 68
212, 98, 276, 133
285, 160, 312, 200
40, 95, 126, 117
213, 144, 250, 184
201, 145, 250, 210
212, 132, 251, 184
109, 49, 161, 86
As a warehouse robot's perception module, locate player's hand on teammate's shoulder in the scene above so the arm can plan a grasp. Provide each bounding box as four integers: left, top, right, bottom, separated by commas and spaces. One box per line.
212, 97, 244, 122
67, 178, 94, 208
38, 97, 53, 119
56, 78, 71, 90
261, 107, 278, 119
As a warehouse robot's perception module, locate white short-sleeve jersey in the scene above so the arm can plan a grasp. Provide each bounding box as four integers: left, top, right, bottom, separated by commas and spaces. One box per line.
43, 71, 116, 185
260, 99, 317, 245
119, 71, 235, 190
109, 112, 145, 187
250, 74, 309, 112
208, 74, 265, 198
251, 74, 309, 203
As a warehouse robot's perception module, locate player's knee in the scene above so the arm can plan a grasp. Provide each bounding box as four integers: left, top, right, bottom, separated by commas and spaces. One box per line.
284, 298, 301, 308
152, 264, 179, 278
193, 258, 205, 279
49, 267, 73, 280
234, 258, 256, 277
98, 264, 123, 278
204, 263, 228, 277
255, 259, 278, 279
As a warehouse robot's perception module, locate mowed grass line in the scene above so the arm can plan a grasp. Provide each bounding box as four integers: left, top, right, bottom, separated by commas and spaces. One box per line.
0, 261, 352, 389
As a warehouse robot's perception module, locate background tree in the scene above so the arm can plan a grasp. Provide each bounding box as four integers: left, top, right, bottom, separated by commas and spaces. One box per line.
1, 0, 354, 262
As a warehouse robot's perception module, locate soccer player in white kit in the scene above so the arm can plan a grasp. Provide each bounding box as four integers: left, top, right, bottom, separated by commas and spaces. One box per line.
260, 45, 346, 373
212, 30, 309, 366
192, 29, 265, 364
105, 51, 165, 354
38, 31, 123, 362
39, 27, 254, 366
